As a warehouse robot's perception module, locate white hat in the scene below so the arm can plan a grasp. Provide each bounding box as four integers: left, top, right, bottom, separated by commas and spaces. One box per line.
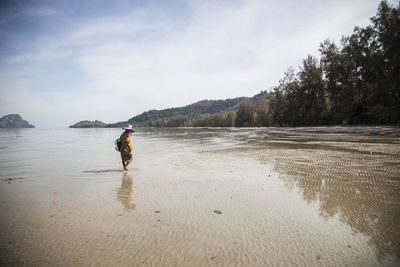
123, 124, 134, 131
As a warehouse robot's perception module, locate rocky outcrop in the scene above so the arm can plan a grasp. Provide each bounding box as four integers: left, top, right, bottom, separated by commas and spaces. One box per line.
69, 120, 107, 128
0, 114, 35, 128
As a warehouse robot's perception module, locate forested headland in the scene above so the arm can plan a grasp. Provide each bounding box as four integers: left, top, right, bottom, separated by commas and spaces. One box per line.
75, 1, 398, 129
123, 1, 399, 128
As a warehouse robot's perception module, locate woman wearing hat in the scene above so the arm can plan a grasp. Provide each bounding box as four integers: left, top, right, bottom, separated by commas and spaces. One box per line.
120, 124, 135, 170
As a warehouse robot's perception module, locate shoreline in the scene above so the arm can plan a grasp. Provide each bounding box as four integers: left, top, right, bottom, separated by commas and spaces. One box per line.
1, 127, 399, 265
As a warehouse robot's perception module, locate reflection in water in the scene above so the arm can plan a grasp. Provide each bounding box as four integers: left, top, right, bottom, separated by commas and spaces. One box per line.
83, 169, 122, 174
145, 127, 400, 262
1, 127, 399, 265
260, 144, 400, 262
117, 172, 135, 211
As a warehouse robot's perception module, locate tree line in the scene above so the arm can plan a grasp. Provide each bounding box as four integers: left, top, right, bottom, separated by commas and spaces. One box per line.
236, 1, 399, 127
132, 1, 399, 128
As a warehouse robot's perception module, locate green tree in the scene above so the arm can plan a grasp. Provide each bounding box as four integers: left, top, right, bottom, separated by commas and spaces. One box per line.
370, 1, 400, 123
235, 101, 256, 127
297, 55, 326, 125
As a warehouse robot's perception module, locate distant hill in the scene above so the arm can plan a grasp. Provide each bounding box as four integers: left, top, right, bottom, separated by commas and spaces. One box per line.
0, 114, 35, 128
69, 120, 107, 128
127, 97, 245, 124
81, 91, 272, 128
70, 91, 272, 128
123, 91, 272, 126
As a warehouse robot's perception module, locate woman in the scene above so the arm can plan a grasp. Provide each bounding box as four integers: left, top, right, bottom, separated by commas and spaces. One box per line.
120, 124, 134, 170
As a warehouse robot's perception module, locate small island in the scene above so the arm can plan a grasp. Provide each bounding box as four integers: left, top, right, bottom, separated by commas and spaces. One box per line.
0, 114, 35, 128
69, 120, 107, 128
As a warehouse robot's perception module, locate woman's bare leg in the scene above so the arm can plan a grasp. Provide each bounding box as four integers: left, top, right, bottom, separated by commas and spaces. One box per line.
125, 158, 132, 169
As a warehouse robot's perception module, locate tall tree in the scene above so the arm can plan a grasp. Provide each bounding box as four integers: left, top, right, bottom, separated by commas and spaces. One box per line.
297, 55, 326, 125
320, 39, 347, 124
371, 1, 400, 122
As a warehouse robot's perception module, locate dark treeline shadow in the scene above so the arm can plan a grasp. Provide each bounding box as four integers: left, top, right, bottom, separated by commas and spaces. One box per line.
265, 145, 400, 262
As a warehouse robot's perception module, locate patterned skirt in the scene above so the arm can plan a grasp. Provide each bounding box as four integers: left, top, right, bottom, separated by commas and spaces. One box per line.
121, 150, 132, 162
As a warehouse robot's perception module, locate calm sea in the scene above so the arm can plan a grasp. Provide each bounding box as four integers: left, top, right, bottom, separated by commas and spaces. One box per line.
0, 127, 399, 265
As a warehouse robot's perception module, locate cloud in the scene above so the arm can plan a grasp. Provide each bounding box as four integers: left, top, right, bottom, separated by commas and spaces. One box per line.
0, 0, 390, 127
22, 6, 61, 17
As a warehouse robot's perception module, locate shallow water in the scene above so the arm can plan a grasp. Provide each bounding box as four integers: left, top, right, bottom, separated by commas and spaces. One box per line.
0, 127, 399, 266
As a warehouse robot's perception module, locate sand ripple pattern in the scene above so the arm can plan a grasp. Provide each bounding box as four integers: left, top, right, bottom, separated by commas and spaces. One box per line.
255, 132, 400, 263
1, 127, 400, 266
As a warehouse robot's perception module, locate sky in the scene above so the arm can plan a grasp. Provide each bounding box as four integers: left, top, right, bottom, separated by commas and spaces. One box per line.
0, 0, 396, 128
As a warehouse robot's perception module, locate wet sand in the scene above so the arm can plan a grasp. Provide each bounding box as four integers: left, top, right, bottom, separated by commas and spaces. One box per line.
0, 127, 399, 266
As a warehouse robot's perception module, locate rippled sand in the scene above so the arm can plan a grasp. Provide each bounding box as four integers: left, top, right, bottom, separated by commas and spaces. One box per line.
0, 127, 399, 266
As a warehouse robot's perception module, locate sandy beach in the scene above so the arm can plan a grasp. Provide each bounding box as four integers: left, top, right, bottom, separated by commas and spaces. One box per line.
0, 127, 399, 266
